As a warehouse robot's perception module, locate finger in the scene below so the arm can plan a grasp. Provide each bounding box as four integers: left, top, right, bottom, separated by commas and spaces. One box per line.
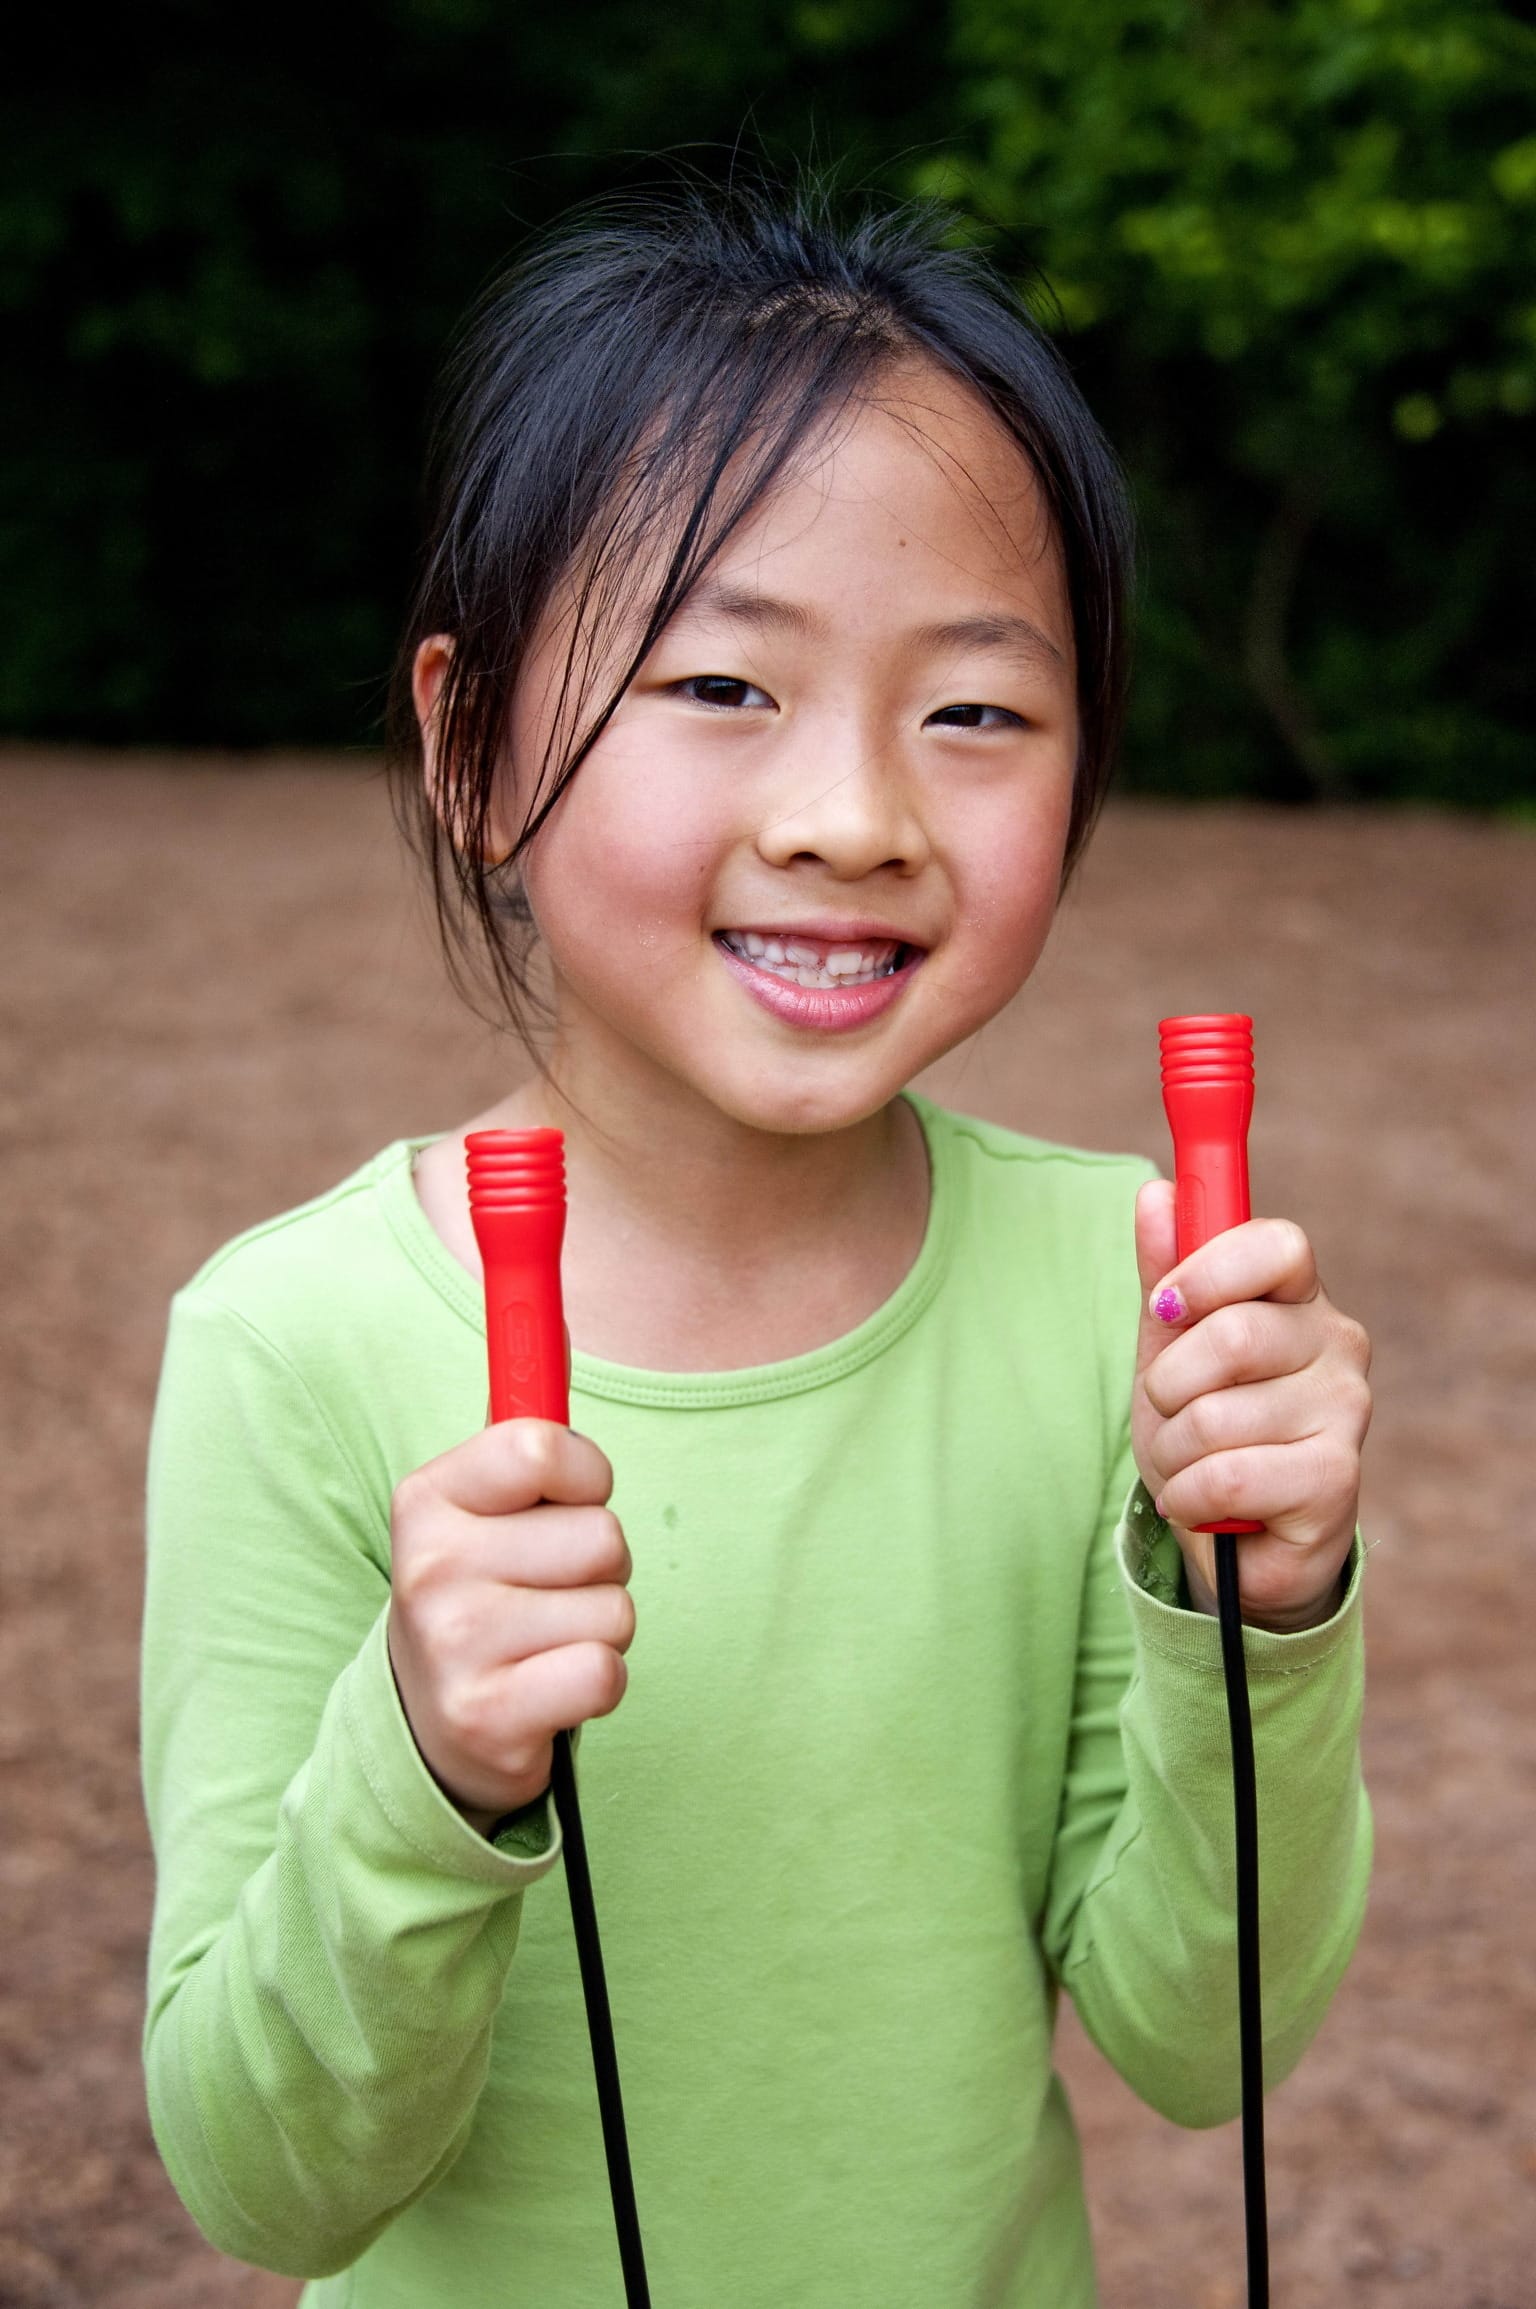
499, 1640, 631, 1743
1156, 1436, 1358, 1539
425, 1420, 615, 1517
1133, 1181, 1182, 1383
1142, 1369, 1338, 1485
1135, 1178, 1179, 1300
1142, 1298, 1318, 1418
439, 1503, 633, 1591
1144, 1218, 1320, 1339
471, 1580, 636, 1668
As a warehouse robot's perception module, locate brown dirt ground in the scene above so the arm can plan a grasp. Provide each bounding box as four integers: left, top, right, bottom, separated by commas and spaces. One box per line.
2, 750, 1533, 2309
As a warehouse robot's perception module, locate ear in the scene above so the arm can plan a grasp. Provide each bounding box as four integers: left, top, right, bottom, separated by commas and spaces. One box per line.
412, 634, 520, 866
413, 633, 456, 836
412, 633, 452, 735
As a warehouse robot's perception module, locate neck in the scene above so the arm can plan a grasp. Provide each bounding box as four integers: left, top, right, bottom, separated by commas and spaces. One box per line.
422, 1023, 931, 1372
545, 1072, 911, 1268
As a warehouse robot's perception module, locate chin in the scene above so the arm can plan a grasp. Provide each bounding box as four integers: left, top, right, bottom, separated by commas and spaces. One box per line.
704, 1063, 912, 1141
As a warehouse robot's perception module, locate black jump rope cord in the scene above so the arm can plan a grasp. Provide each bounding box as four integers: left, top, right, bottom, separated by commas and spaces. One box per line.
549, 1728, 652, 2308
1214, 1529, 1270, 2308
552, 1558, 1266, 2309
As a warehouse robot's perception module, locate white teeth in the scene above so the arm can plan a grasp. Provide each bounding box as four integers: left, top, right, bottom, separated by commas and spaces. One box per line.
720, 929, 909, 992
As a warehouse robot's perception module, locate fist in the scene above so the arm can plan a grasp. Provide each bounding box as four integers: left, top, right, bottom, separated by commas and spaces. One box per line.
387, 1420, 635, 1828
1132, 1180, 1372, 1632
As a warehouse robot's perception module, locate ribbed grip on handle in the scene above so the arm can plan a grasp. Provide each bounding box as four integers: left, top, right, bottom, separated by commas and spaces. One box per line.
1159, 1016, 1262, 1536
467, 1129, 569, 1426
1159, 1015, 1254, 1261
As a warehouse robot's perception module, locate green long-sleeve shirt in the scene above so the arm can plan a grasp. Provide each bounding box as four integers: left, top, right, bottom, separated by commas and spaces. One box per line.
141, 1095, 1370, 2306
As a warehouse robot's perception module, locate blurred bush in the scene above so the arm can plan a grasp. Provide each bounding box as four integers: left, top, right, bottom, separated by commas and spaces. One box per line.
923, 0, 1536, 803
0, 0, 945, 748
2, 0, 1531, 801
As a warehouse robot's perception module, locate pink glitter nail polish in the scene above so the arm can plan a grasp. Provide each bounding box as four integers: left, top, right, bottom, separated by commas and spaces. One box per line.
1152, 1285, 1186, 1324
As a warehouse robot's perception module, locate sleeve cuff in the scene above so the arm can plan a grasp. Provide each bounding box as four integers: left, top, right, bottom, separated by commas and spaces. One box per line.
1117, 1482, 1366, 1678
340, 1608, 564, 1887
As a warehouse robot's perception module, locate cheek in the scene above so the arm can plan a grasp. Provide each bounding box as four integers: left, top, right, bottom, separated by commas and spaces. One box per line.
947, 781, 1073, 989
521, 748, 725, 962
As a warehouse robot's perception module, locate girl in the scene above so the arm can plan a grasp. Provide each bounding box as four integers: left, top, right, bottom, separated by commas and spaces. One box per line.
142, 190, 1373, 2307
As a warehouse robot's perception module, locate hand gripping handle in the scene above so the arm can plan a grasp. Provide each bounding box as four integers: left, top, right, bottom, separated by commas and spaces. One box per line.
1159, 1015, 1263, 1536
466, 1129, 569, 1426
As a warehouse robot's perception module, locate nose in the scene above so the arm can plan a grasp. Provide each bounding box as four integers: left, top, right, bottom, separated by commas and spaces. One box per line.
754, 723, 931, 881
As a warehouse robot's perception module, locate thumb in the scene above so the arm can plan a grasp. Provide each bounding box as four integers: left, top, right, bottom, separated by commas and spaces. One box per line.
1133, 1178, 1183, 1378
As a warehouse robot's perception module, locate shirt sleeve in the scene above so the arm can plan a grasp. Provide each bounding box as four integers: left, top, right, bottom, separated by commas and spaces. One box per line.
141, 1289, 563, 2278
1040, 1434, 1372, 2129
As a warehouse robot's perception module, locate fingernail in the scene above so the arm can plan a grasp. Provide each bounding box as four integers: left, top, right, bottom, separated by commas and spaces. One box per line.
1151, 1284, 1186, 1324
1154, 1492, 1168, 1519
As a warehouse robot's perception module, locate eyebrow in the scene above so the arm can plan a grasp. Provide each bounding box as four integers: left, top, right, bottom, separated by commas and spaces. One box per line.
678, 583, 1067, 671
679, 583, 820, 641
912, 614, 1068, 672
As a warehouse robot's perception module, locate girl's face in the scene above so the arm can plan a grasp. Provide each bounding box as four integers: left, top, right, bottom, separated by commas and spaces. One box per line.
491, 363, 1078, 1140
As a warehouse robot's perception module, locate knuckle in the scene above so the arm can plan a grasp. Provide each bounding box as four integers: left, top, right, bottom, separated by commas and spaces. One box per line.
1337, 1367, 1374, 1431
390, 1465, 435, 1532
441, 1677, 494, 1750
593, 1507, 632, 1579
1161, 1472, 1200, 1526
600, 1583, 637, 1650
1318, 1436, 1360, 1513
424, 1589, 482, 1660
514, 1420, 559, 1494
1140, 1364, 1174, 1418
1221, 1455, 1257, 1515
1292, 1434, 1345, 1518
597, 1648, 630, 1712
503, 1739, 553, 1798
573, 1642, 628, 1718
578, 1436, 617, 1504
392, 1520, 459, 1604
1273, 1217, 1312, 1273
1183, 1391, 1227, 1460
1213, 1303, 1266, 1371
1145, 1426, 1180, 1483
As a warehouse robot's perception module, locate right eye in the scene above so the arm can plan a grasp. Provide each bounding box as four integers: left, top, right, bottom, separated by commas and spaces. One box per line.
676, 675, 775, 711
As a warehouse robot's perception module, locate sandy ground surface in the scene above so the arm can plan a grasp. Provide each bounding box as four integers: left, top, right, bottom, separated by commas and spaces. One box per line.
1, 750, 1533, 2308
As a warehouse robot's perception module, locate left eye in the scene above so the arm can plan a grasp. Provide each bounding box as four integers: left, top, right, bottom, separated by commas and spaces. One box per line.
926, 703, 1025, 730
677, 675, 774, 710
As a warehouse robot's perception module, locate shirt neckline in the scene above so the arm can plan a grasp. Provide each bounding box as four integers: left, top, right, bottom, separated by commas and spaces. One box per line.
374, 1091, 955, 1409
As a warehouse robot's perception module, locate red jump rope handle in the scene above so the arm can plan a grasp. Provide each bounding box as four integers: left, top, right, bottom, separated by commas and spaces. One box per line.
466, 1129, 569, 1426
1159, 1015, 1263, 1536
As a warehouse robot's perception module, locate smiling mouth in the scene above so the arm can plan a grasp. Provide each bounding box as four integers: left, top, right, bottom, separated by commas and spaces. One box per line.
713, 929, 917, 992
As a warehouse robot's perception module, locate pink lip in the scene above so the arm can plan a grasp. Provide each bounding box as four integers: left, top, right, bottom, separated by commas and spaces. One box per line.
714, 938, 923, 1033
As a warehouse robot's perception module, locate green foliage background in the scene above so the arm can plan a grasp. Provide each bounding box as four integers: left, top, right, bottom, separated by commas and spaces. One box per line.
4, 0, 1531, 800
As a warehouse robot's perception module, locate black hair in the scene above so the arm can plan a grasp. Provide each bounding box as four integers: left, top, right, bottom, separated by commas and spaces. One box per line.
388, 181, 1134, 1032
